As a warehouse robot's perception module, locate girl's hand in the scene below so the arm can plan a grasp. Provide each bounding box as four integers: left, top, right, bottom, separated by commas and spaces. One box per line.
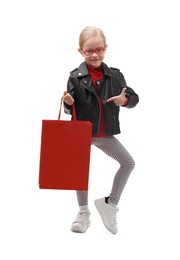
63, 91, 74, 105
107, 87, 127, 106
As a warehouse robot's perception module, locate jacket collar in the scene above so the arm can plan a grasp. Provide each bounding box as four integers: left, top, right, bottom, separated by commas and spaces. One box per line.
71, 61, 113, 78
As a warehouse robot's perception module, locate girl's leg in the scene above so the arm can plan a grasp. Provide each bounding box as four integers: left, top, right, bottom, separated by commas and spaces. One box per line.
92, 136, 135, 205
76, 190, 88, 206
71, 192, 89, 233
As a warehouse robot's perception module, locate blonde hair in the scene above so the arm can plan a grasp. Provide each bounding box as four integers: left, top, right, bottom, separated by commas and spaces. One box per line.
79, 26, 106, 49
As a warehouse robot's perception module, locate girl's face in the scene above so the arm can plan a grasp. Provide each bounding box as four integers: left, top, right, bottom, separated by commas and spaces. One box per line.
79, 36, 107, 68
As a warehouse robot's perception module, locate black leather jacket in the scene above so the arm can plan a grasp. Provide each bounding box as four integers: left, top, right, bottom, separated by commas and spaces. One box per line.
64, 62, 139, 136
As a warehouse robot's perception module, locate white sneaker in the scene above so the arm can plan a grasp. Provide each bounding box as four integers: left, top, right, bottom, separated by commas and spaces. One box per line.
71, 209, 91, 233
94, 197, 118, 234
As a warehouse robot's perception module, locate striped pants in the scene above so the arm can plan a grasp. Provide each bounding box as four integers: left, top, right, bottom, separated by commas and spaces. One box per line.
76, 136, 135, 206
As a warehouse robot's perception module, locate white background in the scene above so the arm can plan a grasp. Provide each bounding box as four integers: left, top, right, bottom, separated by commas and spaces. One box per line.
0, 0, 180, 259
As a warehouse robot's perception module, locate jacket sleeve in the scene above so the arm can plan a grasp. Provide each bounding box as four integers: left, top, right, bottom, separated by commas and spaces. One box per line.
119, 72, 139, 109
124, 86, 139, 108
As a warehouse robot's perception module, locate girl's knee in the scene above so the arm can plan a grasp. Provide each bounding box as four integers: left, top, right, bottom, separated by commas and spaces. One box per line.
130, 158, 135, 170
124, 157, 135, 172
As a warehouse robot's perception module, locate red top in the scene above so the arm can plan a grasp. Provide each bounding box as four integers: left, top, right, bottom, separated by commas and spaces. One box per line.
87, 64, 107, 138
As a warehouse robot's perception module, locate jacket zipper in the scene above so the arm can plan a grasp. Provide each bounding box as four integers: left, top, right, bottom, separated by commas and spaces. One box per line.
81, 82, 101, 135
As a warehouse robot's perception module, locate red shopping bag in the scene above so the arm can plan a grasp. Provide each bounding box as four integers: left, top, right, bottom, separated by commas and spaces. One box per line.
39, 98, 92, 190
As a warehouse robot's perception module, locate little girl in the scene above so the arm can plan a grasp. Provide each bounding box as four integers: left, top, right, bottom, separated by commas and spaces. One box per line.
63, 26, 139, 234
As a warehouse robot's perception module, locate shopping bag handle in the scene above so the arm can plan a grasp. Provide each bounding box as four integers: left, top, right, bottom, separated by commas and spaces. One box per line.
58, 97, 77, 121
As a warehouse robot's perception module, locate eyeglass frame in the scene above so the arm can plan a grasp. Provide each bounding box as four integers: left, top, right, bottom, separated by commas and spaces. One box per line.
81, 47, 106, 56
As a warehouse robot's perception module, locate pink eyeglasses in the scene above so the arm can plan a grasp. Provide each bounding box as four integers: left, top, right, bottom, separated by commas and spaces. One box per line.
82, 47, 105, 56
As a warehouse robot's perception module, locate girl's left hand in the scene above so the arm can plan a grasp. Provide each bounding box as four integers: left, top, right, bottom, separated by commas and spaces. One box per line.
107, 87, 127, 106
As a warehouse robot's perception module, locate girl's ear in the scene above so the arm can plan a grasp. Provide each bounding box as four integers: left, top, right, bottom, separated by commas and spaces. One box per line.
78, 48, 83, 56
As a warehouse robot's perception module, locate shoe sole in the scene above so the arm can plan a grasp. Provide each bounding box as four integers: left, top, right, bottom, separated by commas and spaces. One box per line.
71, 221, 91, 233
94, 200, 117, 234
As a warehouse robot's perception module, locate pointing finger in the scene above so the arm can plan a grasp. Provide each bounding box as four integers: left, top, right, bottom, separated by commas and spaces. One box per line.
107, 97, 115, 102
